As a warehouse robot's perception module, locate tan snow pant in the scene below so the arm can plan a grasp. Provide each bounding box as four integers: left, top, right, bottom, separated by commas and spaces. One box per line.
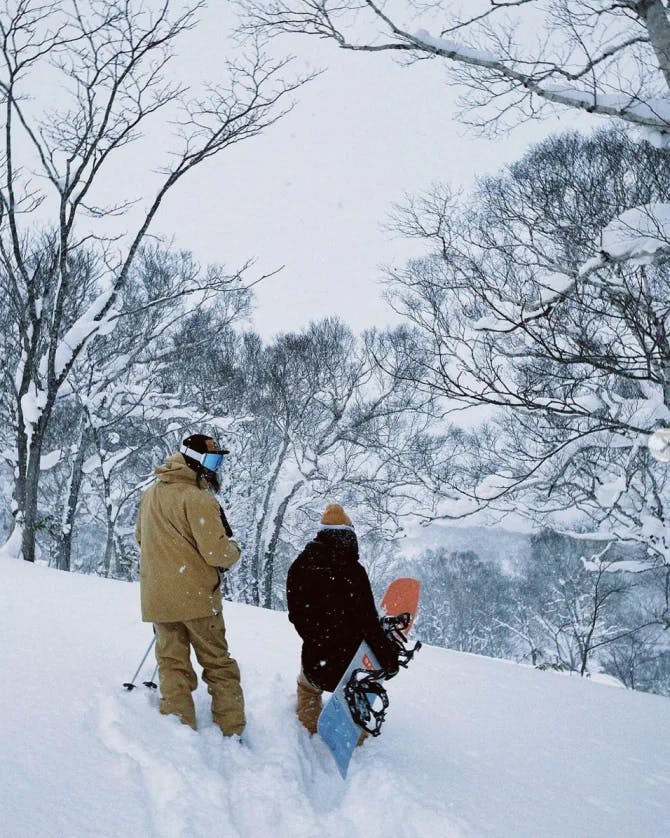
154, 614, 245, 736
296, 671, 367, 745
297, 671, 323, 735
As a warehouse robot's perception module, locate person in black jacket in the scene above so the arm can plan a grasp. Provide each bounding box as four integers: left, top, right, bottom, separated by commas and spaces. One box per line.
286, 503, 399, 735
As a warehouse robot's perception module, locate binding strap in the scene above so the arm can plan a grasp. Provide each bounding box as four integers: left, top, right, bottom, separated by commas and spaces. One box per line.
344, 612, 422, 737
344, 668, 389, 737
381, 612, 423, 668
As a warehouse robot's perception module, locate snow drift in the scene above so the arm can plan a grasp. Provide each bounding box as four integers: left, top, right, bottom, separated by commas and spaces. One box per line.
1, 558, 669, 837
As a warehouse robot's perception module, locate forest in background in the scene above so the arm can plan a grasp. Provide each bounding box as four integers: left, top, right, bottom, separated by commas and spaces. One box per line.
1, 0, 670, 698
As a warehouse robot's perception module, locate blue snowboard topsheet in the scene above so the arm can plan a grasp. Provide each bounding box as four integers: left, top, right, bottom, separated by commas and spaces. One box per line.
317, 641, 380, 778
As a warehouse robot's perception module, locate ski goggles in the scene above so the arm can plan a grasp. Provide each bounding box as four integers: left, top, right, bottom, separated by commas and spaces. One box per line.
180, 445, 227, 471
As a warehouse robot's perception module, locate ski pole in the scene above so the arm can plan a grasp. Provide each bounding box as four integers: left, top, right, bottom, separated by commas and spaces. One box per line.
123, 635, 156, 691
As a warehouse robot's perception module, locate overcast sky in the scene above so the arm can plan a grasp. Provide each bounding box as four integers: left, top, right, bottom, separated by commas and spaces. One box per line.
33, 2, 596, 340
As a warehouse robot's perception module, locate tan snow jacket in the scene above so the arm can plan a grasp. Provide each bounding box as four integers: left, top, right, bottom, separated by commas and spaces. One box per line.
136, 454, 241, 623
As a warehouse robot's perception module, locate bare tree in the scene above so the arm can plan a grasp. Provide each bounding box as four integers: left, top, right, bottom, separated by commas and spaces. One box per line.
416, 547, 517, 656
512, 531, 656, 677
0, 0, 308, 562
239, 2, 670, 279
164, 316, 444, 608
384, 129, 670, 576
239, 1, 670, 136
62, 248, 251, 574
225, 319, 442, 608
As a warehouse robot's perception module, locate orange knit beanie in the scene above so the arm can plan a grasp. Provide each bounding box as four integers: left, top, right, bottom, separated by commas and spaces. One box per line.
320, 503, 353, 528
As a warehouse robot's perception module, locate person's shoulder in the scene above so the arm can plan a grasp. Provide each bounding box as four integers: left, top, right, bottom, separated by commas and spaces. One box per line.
289, 539, 319, 569
180, 480, 208, 496
182, 483, 217, 508
350, 559, 370, 584
291, 543, 310, 565
139, 481, 158, 502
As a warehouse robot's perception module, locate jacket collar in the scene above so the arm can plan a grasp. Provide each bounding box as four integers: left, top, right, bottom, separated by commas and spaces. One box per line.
313, 527, 359, 561
318, 523, 355, 533
153, 453, 199, 485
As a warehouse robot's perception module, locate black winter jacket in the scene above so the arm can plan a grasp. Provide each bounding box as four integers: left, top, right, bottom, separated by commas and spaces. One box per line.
286, 527, 398, 691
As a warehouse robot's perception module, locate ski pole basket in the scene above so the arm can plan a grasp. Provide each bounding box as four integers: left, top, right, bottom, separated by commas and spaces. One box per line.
122, 636, 156, 691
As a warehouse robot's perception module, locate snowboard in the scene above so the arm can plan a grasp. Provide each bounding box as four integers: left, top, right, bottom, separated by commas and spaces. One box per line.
317, 577, 420, 778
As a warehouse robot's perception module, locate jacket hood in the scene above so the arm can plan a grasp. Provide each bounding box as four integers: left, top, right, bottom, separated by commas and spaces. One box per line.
307, 527, 360, 567
153, 453, 198, 485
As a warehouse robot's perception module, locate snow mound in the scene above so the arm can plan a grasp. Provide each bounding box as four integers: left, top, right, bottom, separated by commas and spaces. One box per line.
1, 558, 669, 837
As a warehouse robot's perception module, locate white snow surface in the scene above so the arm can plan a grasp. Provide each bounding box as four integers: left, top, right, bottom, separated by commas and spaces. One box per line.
1, 558, 669, 838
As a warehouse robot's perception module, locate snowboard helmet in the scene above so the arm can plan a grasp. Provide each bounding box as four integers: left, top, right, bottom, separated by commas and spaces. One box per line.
180, 434, 229, 484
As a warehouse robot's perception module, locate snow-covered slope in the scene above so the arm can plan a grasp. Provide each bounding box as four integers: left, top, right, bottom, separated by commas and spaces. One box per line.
1, 559, 669, 838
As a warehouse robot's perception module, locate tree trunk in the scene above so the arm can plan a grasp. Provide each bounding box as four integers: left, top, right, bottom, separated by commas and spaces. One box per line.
113, 531, 133, 580
260, 479, 304, 609
21, 426, 47, 563
102, 510, 115, 577
640, 1, 670, 92
54, 424, 88, 572
250, 434, 290, 606
2, 419, 29, 559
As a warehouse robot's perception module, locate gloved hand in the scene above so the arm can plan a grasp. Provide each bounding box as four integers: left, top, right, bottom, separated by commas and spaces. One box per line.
217, 540, 240, 573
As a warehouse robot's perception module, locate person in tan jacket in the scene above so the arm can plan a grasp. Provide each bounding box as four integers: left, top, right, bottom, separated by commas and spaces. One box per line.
136, 434, 245, 738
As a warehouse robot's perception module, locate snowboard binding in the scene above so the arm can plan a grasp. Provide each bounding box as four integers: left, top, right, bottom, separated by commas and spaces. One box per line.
344, 668, 389, 736
344, 612, 422, 736
381, 612, 422, 668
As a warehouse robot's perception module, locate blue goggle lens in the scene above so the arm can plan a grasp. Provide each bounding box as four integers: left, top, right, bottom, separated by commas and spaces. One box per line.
201, 452, 224, 471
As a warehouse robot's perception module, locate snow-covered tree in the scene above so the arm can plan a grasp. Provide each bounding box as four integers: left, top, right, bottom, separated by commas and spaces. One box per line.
241, 0, 670, 142
239, 3, 670, 573
601, 565, 670, 692
241, 0, 670, 335
416, 547, 517, 656
0, 0, 306, 563
383, 130, 670, 584
71, 250, 250, 577
509, 530, 655, 677
163, 317, 444, 608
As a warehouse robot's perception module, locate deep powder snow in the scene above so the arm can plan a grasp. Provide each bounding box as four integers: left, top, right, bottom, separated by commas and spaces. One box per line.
1, 558, 669, 837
